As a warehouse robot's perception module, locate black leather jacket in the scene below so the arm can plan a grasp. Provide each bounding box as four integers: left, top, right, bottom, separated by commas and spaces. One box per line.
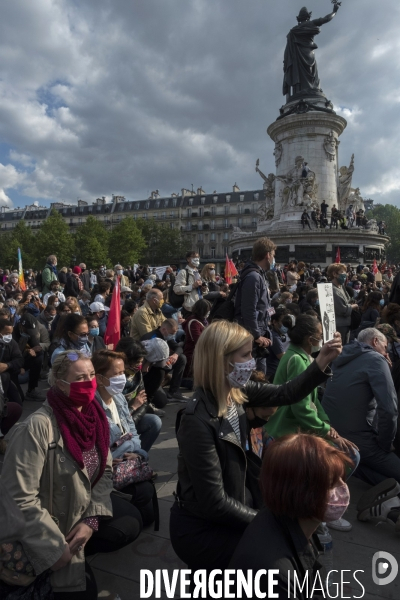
176, 361, 330, 531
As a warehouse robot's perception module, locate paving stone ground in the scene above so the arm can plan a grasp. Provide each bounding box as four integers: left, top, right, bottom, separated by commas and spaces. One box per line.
1, 379, 399, 599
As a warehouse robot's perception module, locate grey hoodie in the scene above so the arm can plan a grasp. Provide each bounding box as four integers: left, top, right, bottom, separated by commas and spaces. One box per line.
322, 340, 398, 454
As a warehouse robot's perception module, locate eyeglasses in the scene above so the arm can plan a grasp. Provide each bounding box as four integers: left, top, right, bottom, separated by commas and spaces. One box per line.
54, 351, 79, 377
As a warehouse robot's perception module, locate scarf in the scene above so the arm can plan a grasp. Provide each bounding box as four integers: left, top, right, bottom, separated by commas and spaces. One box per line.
46, 263, 58, 276
47, 386, 110, 486
72, 272, 84, 291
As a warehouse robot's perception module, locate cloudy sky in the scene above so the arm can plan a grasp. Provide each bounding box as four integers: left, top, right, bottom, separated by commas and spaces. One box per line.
0, 0, 399, 208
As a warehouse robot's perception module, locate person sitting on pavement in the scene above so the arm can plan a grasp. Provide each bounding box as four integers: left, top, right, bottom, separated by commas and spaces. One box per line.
229, 433, 353, 598
170, 320, 342, 571
116, 337, 165, 418
89, 301, 110, 337
140, 337, 173, 409
323, 327, 399, 487
13, 312, 50, 401
93, 281, 112, 305
0, 318, 24, 454
141, 318, 187, 403
51, 314, 91, 364
265, 308, 291, 383
130, 288, 165, 341
65, 296, 82, 315
0, 350, 142, 599
78, 291, 92, 316
43, 279, 66, 307
93, 350, 157, 527
37, 303, 57, 334
329, 262, 359, 345
265, 314, 359, 532
86, 315, 106, 354
50, 301, 72, 338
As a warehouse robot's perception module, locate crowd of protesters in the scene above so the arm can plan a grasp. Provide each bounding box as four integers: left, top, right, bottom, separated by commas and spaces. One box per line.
0, 246, 400, 598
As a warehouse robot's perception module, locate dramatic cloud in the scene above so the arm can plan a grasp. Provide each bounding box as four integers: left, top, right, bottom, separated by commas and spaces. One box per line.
0, 0, 399, 207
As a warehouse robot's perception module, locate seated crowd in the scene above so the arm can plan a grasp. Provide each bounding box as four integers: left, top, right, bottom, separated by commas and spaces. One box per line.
0, 246, 400, 598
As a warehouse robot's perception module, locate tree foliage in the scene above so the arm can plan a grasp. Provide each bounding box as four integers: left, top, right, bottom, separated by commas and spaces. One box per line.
33, 210, 75, 269
0, 221, 36, 269
136, 219, 189, 265
108, 217, 146, 266
73, 215, 110, 268
370, 204, 400, 263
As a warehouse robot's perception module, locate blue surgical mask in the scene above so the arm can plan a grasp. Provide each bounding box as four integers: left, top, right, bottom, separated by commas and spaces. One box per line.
338, 273, 347, 285
74, 335, 89, 348
9, 307, 16, 315
380, 299, 385, 307
89, 327, 100, 337
280, 325, 288, 334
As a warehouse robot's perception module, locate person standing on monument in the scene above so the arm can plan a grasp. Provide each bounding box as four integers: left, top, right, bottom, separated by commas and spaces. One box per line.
301, 209, 312, 230
320, 200, 329, 219
283, 3, 341, 101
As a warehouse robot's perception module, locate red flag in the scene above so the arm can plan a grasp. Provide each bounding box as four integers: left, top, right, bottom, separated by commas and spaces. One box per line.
225, 254, 233, 284
372, 259, 378, 275
335, 247, 341, 264
229, 259, 238, 277
104, 275, 121, 349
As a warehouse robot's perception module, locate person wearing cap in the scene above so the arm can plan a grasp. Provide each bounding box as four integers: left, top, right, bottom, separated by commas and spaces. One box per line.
13, 313, 50, 401
89, 301, 110, 337
120, 285, 133, 306
141, 318, 187, 402
65, 266, 84, 298
323, 327, 399, 487
41, 255, 58, 296
140, 337, 172, 408
79, 263, 91, 293
43, 279, 66, 307
114, 264, 130, 288
130, 289, 165, 341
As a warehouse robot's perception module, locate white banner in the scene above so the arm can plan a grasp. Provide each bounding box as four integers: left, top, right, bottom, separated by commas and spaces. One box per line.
149, 265, 169, 280
317, 283, 336, 343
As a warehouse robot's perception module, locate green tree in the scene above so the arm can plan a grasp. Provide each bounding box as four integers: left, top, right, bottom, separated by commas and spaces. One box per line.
0, 221, 36, 269
74, 216, 110, 268
108, 217, 146, 266
370, 204, 400, 262
137, 219, 188, 265
33, 209, 75, 269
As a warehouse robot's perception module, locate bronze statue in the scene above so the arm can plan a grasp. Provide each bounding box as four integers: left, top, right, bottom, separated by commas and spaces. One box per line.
283, 1, 341, 102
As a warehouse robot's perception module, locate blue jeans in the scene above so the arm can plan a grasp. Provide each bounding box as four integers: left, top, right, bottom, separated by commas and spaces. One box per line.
136, 414, 162, 452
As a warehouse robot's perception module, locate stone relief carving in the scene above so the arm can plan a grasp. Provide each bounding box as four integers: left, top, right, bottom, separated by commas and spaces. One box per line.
273, 143, 283, 167
338, 154, 355, 209
255, 160, 275, 222
324, 130, 337, 162
365, 219, 378, 233
276, 155, 317, 210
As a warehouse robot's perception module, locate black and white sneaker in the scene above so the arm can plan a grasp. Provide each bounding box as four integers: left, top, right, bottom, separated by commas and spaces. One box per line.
358, 496, 400, 522
357, 478, 400, 513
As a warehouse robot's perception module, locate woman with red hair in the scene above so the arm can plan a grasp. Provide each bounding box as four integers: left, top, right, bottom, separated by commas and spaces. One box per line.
229, 433, 353, 598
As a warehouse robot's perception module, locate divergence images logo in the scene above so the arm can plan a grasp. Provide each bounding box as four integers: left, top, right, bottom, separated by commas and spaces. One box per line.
372, 552, 398, 586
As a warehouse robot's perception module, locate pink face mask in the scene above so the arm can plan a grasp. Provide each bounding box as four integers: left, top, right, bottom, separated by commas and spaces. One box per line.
323, 482, 350, 522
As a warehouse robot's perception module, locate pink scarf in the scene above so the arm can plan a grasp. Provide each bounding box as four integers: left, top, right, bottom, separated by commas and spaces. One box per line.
47, 386, 110, 486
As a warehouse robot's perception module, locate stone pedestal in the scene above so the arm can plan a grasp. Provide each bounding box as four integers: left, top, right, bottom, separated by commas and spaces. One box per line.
266, 110, 347, 231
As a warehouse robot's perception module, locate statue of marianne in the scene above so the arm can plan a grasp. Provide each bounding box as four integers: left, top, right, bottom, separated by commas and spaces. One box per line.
283, 2, 341, 102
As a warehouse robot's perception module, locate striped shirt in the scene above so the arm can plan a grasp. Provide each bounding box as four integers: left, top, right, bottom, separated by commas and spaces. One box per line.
226, 402, 241, 442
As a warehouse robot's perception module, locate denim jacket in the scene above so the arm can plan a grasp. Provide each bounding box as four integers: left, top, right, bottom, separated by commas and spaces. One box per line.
95, 391, 148, 460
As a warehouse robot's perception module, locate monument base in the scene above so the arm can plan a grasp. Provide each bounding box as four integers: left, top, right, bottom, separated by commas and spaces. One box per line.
229, 227, 388, 268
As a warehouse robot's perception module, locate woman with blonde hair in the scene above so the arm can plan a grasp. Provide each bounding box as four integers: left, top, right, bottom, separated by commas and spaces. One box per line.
170, 320, 342, 571
65, 296, 81, 315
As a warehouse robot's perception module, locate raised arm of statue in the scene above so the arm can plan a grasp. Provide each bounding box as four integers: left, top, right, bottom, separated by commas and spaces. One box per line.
313, 2, 340, 27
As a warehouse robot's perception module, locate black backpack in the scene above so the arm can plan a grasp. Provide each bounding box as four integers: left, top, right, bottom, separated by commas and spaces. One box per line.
210, 267, 260, 323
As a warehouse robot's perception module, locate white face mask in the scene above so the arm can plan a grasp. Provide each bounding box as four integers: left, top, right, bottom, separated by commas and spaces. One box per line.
191, 258, 200, 267
54, 301, 60, 307
104, 374, 127, 396
209, 269, 215, 275
117, 270, 123, 275
227, 358, 256, 389
311, 337, 323, 353
0, 334, 12, 344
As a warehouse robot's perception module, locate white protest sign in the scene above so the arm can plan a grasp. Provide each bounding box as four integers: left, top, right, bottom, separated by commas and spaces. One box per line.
317, 283, 336, 343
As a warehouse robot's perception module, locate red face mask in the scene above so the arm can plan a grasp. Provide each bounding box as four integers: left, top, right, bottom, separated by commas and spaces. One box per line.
61, 378, 97, 406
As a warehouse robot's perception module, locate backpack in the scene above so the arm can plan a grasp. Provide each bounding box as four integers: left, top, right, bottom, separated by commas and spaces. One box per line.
168, 269, 189, 309
210, 267, 260, 323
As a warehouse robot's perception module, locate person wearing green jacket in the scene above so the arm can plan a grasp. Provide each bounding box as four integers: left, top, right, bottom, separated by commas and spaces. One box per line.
265, 314, 359, 532
42, 254, 58, 295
